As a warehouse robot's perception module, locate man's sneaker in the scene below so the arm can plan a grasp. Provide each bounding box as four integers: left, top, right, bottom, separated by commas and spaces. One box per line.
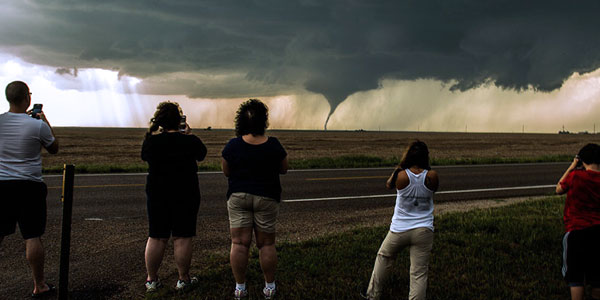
175, 276, 198, 293
145, 279, 162, 293
234, 288, 248, 299
263, 286, 276, 299
359, 290, 371, 299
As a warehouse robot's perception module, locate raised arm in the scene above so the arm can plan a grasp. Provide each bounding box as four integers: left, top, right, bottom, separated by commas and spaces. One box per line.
45, 138, 59, 154
386, 168, 401, 189
556, 157, 579, 194
39, 112, 59, 154
195, 138, 207, 162
425, 170, 439, 192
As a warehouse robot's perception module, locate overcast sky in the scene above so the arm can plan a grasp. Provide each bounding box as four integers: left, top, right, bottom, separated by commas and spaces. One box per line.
1, 1, 600, 132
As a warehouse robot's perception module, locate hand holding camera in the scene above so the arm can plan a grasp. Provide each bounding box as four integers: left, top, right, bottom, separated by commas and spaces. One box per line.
26, 103, 52, 127
179, 115, 191, 134
566, 155, 583, 172
28, 103, 43, 119
575, 155, 583, 169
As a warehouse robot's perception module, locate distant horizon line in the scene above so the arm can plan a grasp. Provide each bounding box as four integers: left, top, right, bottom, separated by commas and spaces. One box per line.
52, 126, 599, 135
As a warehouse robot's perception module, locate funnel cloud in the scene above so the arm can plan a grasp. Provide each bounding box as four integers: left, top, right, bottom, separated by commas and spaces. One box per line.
1, 1, 600, 129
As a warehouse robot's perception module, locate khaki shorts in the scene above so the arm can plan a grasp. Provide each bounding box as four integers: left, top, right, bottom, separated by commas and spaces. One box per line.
227, 192, 280, 233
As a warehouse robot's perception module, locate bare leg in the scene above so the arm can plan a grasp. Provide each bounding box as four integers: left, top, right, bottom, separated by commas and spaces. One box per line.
145, 237, 168, 281
570, 286, 584, 300
255, 229, 277, 283
25, 237, 49, 294
230, 227, 253, 284
173, 237, 193, 281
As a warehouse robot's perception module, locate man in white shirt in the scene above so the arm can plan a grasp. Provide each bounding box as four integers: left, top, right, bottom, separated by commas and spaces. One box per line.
0, 81, 59, 297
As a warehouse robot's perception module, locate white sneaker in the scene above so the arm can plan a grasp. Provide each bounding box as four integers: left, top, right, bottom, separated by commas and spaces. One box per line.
263, 286, 276, 299
234, 288, 248, 299
145, 279, 162, 293
175, 276, 198, 292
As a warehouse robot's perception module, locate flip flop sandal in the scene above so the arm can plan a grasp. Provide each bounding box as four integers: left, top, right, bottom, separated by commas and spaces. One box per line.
31, 283, 56, 298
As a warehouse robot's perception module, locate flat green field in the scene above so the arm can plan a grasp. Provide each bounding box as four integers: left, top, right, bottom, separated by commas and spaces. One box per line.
44, 127, 600, 173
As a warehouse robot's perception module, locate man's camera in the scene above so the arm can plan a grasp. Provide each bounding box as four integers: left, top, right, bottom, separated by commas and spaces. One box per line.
31, 103, 42, 119
575, 155, 583, 168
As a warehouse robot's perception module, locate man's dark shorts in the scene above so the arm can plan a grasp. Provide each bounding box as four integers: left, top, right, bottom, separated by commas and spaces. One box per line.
562, 224, 600, 287
0, 180, 48, 239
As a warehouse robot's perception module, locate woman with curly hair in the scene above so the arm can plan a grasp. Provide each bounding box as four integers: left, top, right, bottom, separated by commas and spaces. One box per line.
141, 101, 207, 293
221, 99, 288, 299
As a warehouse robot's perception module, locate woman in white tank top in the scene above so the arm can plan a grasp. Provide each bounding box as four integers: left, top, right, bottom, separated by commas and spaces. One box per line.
363, 140, 439, 300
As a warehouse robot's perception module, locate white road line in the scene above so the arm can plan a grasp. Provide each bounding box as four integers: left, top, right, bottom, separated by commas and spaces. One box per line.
42, 162, 568, 178
288, 162, 567, 172
282, 184, 556, 203
436, 185, 555, 194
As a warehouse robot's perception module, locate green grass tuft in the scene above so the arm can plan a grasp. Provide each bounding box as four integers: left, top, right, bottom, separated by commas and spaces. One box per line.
42, 155, 572, 174
146, 196, 570, 300
42, 162, 223, 174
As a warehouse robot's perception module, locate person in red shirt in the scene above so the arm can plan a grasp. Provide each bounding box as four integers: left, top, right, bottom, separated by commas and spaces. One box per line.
556, 143, 600, 300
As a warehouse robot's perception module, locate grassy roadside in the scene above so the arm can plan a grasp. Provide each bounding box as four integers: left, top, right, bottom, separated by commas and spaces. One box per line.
41, 154, 572, 174
146, 196, 569, 300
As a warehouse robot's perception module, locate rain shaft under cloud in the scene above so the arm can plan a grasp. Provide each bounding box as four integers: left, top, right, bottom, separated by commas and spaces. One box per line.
2, 1, 600, 129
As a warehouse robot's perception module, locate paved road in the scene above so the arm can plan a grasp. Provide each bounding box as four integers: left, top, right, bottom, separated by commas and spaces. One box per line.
42, 162, 566, 221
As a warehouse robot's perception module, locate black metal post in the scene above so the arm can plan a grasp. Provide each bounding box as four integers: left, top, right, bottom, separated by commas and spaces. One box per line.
59, 164, 75, 300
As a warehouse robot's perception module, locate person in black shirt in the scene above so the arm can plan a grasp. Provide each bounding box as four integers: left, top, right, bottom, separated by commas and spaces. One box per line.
222, 99, 288, 299
141, 101, 207, 293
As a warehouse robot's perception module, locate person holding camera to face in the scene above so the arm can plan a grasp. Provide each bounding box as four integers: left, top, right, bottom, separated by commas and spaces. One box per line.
556, 143, 600, 300
141, 101, 207, 293
362, 140, 438, 300
0, 81, 59, 298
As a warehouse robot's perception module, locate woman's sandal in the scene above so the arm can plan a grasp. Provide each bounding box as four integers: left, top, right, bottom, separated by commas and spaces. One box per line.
31, 283, 56, 298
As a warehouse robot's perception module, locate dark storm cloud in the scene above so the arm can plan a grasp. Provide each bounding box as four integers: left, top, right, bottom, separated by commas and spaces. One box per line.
55, 67, 77, 77
2, 0, 600, 127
